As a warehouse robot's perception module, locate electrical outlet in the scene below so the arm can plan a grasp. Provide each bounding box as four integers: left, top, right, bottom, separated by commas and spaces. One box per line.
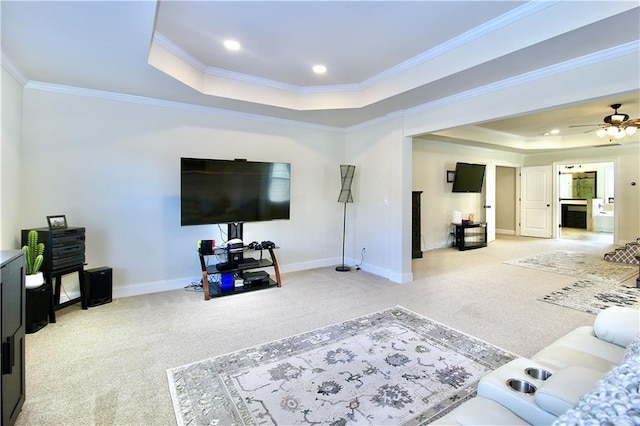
362, 243, 367, 251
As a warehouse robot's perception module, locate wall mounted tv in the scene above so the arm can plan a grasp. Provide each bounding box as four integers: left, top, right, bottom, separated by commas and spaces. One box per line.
452, 162, 486, 193
180, 158, 291, 226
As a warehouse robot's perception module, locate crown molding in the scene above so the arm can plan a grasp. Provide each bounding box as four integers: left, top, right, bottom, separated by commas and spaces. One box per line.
405, 41, 640, 117
361, 0, 558, 89
1, 53, 28, 86
155, 1, 558, 96
152, 32, 207, 73
23, 81, 346, 133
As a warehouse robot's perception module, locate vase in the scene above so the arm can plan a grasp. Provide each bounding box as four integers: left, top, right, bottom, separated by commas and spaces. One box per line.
25, 271, 44, 289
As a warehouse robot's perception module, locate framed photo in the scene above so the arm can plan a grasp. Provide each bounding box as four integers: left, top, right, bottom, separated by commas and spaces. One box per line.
446, 170, 455, 183
47, 215, 68, 229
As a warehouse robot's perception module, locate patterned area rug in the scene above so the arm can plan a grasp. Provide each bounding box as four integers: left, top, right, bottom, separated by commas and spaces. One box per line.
504, 250, 637, 284
167, 307, 515, 426
540, 280, 640, 315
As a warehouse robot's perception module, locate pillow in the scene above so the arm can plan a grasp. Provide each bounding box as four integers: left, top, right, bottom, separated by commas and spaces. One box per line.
593, 307, 640, 347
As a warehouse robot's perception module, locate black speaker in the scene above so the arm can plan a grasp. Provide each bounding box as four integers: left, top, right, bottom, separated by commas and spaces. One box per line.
26, 283, 50, 334
199, 240, 214, 255
83, 267, 113, 307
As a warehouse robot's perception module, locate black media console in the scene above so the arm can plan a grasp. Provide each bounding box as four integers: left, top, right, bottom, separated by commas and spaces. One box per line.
197, 223, 281, 300
453, 222, 487, 251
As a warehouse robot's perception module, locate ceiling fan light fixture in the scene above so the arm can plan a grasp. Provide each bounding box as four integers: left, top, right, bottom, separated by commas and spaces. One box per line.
610, 113, 628, 124
575, 103, 637, 141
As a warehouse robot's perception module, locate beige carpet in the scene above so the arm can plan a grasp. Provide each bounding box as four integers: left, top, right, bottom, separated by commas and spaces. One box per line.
18, 235, 626, 425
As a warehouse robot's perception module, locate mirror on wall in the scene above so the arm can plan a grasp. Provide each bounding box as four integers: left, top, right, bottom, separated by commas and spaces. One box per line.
559, 171, 597, 199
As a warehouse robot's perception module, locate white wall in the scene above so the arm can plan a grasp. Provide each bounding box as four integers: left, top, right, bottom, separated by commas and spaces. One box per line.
412, 139, 524, 250
345, 117, 413, 283
19, 88, 347, 296
1, 66, 23, 249
5, 47, 640, 297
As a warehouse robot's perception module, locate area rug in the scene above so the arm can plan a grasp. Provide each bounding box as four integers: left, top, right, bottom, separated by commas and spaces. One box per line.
539, 279, 640, 315
167, 306, 515, 426
504, 250, 637, 284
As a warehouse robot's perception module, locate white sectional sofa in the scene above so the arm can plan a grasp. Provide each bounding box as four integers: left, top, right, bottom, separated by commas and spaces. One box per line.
432, 306, 640, 425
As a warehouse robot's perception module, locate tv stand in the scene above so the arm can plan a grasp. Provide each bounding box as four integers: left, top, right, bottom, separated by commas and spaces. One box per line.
453, 222, 487, 251
198, 244, 281, 300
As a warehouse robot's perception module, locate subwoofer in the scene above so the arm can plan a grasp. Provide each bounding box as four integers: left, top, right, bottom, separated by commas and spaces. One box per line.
26, 283, 50, 334
83, 267, 113, 307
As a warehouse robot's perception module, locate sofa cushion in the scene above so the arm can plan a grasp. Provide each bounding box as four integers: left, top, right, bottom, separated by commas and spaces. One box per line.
593, 306, 640, 347
540, 329, 626, 364
532, 345, 617, 372
552, 355, 640, 425
534, 366, 605, 416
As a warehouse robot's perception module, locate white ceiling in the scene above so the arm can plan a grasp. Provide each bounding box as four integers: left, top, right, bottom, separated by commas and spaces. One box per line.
2, 1, 639, 151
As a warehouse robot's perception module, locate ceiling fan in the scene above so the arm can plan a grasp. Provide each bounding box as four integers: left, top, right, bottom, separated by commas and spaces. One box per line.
570, 103, 639, 139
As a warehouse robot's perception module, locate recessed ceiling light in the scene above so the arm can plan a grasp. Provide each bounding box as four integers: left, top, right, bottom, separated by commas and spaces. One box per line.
550, 129, 560, 134
224, 40, 241, 51
312, 64, 327, 74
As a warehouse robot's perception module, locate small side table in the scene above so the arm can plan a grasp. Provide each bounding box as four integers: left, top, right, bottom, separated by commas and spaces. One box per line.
43, 264, 87, 323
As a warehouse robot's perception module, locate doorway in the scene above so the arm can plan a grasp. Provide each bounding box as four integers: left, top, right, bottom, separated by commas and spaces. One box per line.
557, 161, 614, 244
495, 166, 517, 236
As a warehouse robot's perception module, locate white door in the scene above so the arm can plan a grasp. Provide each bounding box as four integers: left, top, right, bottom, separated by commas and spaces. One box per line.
484, 164, 496, 242
520, 166, 553, 238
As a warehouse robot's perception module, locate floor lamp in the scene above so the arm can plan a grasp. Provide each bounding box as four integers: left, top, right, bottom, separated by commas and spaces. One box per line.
336, 165, 355, 272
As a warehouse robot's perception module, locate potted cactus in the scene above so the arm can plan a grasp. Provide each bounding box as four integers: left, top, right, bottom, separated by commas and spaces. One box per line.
22, 229, 45, 289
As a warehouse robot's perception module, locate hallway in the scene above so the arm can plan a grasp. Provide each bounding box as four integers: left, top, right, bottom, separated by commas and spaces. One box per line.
559, 227, 614, 244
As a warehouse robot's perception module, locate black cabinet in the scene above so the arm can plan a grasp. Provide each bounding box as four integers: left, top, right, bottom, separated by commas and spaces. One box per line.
21, 227, 87, 321
453, 222, 487, 251
561, 204, 587, 229
1, 251, 26, 426
412, 191, 423, 259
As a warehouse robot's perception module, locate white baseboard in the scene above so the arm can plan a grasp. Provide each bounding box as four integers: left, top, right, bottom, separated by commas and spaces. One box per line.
496, 228, 516, 235
113, 277, 193, 299
279, 257, 344, 273
108, 255, 417, 300
111, 257, 352, 299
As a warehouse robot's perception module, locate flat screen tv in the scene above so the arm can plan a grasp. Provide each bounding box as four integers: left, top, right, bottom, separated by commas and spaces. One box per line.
181, 158, 291, 226
452, 162, 485, 193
